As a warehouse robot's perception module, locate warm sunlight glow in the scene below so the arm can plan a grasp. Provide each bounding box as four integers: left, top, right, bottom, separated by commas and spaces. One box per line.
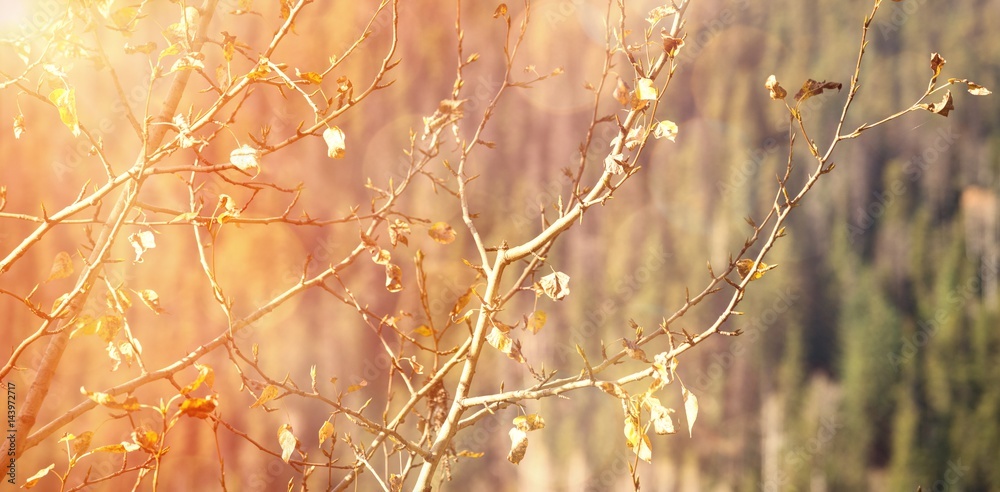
0, 0, 29, 32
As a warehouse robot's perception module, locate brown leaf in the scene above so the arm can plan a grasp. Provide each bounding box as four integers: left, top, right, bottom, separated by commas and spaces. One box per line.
793, 79, 842, 102
930, 53, 946, 82
622, 338, 649, 362
765, 74, 787, 100
921, 90, 955, 117
661, 30, 684, 56
493, 3, 508, 19
385, 263, 403, 292
179, 395, 218, 419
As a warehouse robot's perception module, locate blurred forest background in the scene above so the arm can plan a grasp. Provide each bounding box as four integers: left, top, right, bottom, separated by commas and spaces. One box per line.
1, 0, 999, 490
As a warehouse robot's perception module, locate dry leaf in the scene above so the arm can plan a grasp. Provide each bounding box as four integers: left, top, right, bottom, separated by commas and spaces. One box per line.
930, 52, 946, 81
765, 74, 787, 100
47, 251, 73, 282
128, 230, 156, 262
537, 271, 571, 301
652, 120, 678, 142
921, 90, 955, 117
794, 79, 842, 102
323, 126, 346, 159
385, 263, 403, 292
428, 222, 456, 244
250, 385, 279, 408
682, 383, 699, 437
230, 144, 261, 172
47, 88, 80, 137
277, 424, 299, 463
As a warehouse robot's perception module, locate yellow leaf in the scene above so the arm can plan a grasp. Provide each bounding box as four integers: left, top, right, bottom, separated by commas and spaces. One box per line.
81, 388, 140, 412
297, 70, 323, 84
250, 384, 279, 408
371, 248, 391, 266
636, 77, 657, 101
158, 43, 183, 63
22, 464, 55, 489
624, 416, 652, 462
735, 259, 777, 281
131, 428, 159, 452
428, 222, 456, 244
181, 364, 215, 395
486, 327, 513, 355
346, 380, 367, 393
47, 88, 80, 137
414, 324, 434, 337
527, 310, 546, 334
450, 288, 473, 318
137, 289, 165, 314
178, 395, 218, 419
323, 126, 346, 159
513, 414, 545, 432
47, 251, 73, 282
110, 5, 141, 32
68, 431, 93, 459
124, 42, 157, 55
69, 315, 99, 339
457, 450, 484, 458
318, 421, 334, 443
93, 442, 140, 453
277, 424, 299, 463
96, 314, 123, 342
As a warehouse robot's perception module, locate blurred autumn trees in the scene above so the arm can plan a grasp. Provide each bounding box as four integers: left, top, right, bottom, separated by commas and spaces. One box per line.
1, 0, 998, 491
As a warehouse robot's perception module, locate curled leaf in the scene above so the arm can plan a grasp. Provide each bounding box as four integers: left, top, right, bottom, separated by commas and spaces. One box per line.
507, 427, 528, 464
652, 120, 678, 142
624, 416, 652, 462
920, 90, 955, 117
930, 52, 946, 82
385, 263, 403, 292
323, 126, 346, 159
765, 74, 787, 100
129, 230, 156, 262
794, 79, 842, 102
735, 259, 777, 281
660, 28, 685, 56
